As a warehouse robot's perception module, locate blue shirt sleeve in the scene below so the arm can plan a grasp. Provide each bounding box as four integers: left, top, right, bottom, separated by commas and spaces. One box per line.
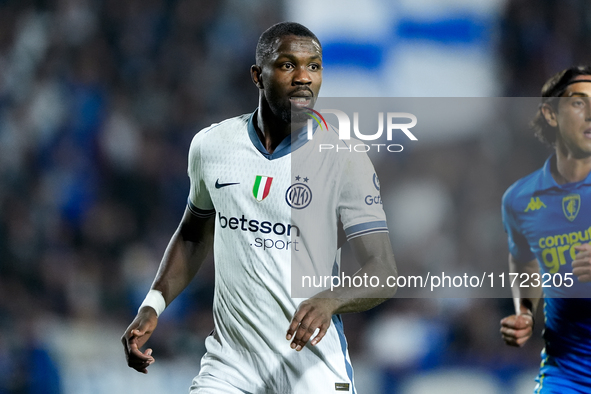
502, 188, 535, 263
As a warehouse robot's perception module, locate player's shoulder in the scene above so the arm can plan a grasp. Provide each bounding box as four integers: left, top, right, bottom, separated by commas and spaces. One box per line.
502, 165, 545, 209
189, 113, 250, 150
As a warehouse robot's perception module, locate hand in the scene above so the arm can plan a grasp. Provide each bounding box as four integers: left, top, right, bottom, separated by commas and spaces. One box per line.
572, 243, 591, 282
500, 313, 533, 347
121, 307, 158, 373
286, 298, 337, 351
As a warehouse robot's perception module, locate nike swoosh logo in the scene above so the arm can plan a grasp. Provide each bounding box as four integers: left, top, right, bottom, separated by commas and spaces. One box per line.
215, 179, 240, 189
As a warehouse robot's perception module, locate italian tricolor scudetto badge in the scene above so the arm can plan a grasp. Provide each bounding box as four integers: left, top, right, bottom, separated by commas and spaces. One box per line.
253, 175, 273, 201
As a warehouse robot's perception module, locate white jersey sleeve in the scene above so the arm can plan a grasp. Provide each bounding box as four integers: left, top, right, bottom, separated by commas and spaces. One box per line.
187, 128, 215, 217
338, 151, 389, 241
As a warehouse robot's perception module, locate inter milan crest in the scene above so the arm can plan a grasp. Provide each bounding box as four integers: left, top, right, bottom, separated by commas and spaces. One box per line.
253, 175, 273, 201
286, 175, 312, 209
562, 194, 581, 222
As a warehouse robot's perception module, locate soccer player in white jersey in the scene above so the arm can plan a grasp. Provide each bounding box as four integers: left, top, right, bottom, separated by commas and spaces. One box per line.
121, 22, 397, 393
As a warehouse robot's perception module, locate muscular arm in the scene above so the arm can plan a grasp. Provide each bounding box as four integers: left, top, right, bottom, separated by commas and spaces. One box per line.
500, 255, 542, 347
151, 208, 215, 304
287, 232, 397, 350
325, 231, 397, 312
121, 207, 215, 372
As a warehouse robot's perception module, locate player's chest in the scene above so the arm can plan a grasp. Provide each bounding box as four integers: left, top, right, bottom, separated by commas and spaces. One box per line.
517, 191, 591, 254
202, 154, 322, 212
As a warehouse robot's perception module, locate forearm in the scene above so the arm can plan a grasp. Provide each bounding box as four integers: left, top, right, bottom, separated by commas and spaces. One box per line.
287, 232, 396, 350
149, 209, 214, 307
150, 234, 203, 305
509, 255, 542, 315
124, 208, 213, 372
316, 233, 397, 315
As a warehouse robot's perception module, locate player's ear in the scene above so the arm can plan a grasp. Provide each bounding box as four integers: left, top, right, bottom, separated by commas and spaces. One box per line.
541, 103, 558, 127
251, 65, 263, 89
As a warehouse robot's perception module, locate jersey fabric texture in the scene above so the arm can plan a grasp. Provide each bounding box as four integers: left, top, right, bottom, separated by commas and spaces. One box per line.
187, 110, 388, 393
502, 154, 591, 389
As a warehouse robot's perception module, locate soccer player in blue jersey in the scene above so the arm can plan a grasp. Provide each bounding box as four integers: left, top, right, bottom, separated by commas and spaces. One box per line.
500, 66, 591, 393
121, 22, 397, 393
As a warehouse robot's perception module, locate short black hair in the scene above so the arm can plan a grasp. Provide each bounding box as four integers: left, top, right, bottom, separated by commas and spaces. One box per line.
255, 22, 321, 66
532, 65, 591, 145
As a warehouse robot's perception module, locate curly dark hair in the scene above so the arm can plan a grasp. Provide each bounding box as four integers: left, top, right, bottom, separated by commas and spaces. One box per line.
531, 65, 591, 145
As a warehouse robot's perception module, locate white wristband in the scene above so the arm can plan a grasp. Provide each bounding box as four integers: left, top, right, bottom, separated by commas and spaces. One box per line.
139, 289, 166, 317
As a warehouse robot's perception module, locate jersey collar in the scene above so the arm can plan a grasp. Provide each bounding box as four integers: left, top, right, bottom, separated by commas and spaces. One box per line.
535, 154, 591, 194
247, 110, 317, 160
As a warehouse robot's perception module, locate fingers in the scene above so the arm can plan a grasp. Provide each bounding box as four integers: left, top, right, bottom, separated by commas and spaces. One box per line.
127, 346, 155, 374
289, 318, 329, 351
286, 302, 332, 351
573, 244, 591, 253
311, 325, 328, 346
572, 266, 591, 282
122, 310, 159, 372
130, 348, 154, 374
290, 319, 315, 351
122, 329, 155, 373
573, 244, 591, 282
500, 314, 533, 347
286, 309, 304, 342
502, 330, 530, 347
286, 306, 315, 351
500, 314, 531, 330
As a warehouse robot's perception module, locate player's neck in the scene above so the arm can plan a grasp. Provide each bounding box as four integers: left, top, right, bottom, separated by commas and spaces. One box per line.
553, 147, 591, 184
255, 106, 291, 154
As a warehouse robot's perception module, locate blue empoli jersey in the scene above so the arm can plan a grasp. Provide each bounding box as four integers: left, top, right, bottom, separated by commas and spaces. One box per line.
502, 154, 591, 381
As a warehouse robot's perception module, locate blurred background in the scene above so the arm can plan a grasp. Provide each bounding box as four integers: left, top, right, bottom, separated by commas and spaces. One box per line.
0, 0, 587, 393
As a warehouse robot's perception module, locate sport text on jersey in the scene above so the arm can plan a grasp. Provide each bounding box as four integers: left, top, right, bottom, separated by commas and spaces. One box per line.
218, 212, 301, 251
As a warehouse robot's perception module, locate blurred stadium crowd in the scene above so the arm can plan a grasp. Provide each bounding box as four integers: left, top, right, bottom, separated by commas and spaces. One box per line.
0, 0, 589, 393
